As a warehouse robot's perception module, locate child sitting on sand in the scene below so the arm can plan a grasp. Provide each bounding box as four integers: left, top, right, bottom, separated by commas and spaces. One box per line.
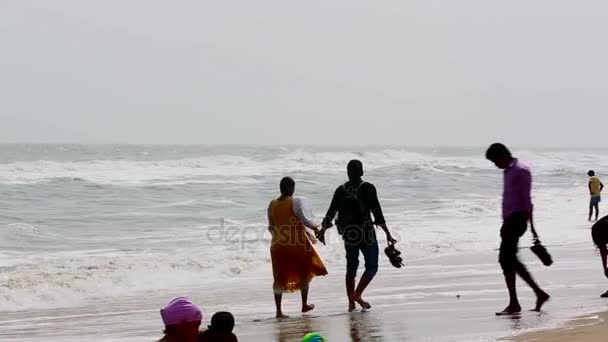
198, 311, 238, 342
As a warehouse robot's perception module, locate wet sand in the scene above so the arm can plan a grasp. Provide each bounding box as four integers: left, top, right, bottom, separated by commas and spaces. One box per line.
227, 243, 608, 342
1, 243, 608, 341
511, 311, 608, 342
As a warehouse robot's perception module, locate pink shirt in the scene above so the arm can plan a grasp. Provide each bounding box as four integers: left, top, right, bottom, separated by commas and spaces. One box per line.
502, 159, 533, 220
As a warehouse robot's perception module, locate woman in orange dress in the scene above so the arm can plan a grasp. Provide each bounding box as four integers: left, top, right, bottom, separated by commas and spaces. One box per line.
267, 177, 328, 318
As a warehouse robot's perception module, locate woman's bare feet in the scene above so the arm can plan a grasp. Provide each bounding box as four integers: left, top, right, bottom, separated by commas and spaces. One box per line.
348, 302, 356, 312
275, 312, 289, 319
302, 304, 315, 313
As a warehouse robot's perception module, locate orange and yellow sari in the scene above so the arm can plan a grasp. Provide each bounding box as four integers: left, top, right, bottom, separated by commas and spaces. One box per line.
268, 197, 327, 292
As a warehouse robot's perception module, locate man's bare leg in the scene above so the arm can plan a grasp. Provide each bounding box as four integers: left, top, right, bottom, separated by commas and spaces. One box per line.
353, 274, 373, 310
496, 270, 521, 315
353, 241, 378, 310
346, 275, 356, 312
300, 280, 315, 313
515, 261, 550, 311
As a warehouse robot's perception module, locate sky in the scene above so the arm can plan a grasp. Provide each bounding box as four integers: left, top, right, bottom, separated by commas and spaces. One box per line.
1, 1, 607, 147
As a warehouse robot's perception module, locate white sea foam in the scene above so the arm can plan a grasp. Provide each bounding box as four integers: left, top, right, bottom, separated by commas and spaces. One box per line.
1, 148, 606, 186
0, 148, 510, 185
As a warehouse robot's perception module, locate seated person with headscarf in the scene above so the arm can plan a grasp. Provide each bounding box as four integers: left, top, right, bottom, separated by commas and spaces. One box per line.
157, 297, 203, 342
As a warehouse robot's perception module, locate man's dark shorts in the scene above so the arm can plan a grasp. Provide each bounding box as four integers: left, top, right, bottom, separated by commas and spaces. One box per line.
342, 227, 379, 278
499, 212, 528, 271
592, 217, 608, 247
591, 196, 601, 206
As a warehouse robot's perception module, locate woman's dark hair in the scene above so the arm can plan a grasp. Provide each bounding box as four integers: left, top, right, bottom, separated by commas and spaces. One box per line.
279, 177, 295, 195
485, 143, 512, 160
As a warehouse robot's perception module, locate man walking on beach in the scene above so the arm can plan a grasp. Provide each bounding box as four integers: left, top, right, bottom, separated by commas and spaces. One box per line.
319, 160, 397, 312
588, 170, 604, 222
486, 143, 550, 315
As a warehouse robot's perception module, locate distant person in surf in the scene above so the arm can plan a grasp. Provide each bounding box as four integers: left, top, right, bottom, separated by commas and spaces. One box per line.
267, 177, 328, 318
591, 215, 608, 297
198, 311, 238, 342
486, 143, 550, 315
588, 170, 604, 222
158, 297, 203, 342
319, 159, 397, 312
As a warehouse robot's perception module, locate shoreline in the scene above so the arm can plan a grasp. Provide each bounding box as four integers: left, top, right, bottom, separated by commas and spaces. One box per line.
510, 310, 608, 342
3, 244, 608, 341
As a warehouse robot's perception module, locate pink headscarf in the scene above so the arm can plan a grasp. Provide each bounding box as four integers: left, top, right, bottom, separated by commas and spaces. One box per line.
160, 297, 203, 326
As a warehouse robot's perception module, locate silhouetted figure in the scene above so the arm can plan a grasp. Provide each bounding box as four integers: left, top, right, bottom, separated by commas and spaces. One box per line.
320, 160, 396, 312
588, 170, 604, 221
198, 312, 238, 342
267, 177, 328, 318
485, 143, 550, 315
591, 215, 608, 297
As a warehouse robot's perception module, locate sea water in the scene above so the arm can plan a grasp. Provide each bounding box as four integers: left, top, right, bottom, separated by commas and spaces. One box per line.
0, 144, 606, 340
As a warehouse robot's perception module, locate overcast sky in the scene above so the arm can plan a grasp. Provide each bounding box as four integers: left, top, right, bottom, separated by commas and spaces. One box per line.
1, 1, 606, 147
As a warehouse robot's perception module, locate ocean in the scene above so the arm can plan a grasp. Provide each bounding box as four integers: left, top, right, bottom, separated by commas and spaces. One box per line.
1, 144, 606, 341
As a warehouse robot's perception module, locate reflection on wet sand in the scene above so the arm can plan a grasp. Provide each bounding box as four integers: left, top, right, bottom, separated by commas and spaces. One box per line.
272, 312, 393, 342
275, 317, 314, 342
349, 312, 382, 342
497, 310, 552, 333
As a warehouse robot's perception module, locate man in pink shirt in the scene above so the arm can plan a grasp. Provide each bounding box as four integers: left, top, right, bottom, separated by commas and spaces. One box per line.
486, 143, 550, 315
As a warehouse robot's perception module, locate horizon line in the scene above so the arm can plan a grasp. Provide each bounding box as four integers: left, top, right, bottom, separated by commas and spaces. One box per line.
1, 142, 607, 150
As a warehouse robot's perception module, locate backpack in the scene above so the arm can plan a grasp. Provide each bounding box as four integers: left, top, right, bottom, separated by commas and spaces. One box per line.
336, 181, 370, 233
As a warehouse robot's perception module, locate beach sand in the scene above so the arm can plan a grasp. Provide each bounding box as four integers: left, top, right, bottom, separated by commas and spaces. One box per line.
1, 243, 608, 341
511, 312, 608, 342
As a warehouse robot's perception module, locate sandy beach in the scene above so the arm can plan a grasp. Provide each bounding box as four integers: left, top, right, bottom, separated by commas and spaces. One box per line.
512, 311, 608, 342
2, 242, 608, 341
